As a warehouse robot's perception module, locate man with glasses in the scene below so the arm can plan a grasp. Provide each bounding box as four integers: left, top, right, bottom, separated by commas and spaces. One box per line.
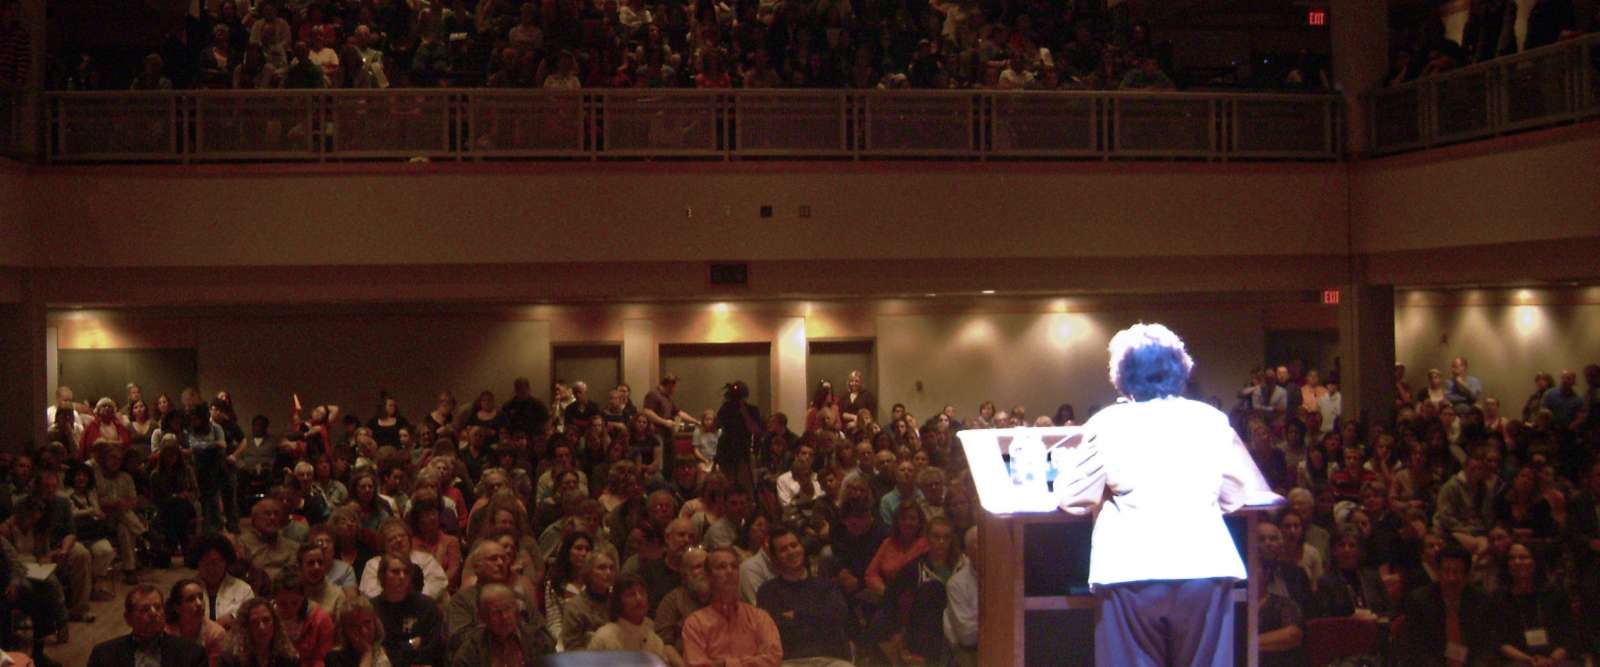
87, 585, 208, 667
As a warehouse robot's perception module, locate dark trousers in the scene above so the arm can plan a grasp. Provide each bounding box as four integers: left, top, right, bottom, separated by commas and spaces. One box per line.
194, 448, 224, 531
1094, 578, 1235, 667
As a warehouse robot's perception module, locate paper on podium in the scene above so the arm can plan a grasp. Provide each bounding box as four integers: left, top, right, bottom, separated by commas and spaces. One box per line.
956, 426, 1086, 514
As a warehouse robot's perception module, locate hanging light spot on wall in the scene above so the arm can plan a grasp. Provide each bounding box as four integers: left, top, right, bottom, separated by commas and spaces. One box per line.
1512, 305, 1542, 335
1515, 289, 1535, 304
1050, 298, 1069, 313
712, 302, 732, 314
958, 318, 996, 345
1047, 314, 1077, 347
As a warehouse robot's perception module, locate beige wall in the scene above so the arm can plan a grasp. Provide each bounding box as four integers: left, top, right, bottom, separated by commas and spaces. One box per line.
19, 165, 1351, 268
49, 297, 1283, 431
1352, 130, 1600, 254
877, 306, 1266, 422
1394, 287, 1600, 408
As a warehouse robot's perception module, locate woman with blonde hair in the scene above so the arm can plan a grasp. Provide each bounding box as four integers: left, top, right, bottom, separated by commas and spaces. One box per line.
323, 597, 388, 667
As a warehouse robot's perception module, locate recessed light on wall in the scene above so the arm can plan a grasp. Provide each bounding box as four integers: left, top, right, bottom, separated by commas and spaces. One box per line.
981, 290, 996, 295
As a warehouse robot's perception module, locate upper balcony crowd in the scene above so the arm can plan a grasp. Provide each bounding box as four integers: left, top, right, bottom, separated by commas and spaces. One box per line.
1387, 0, 1597, 85
23, 0, 1333, 94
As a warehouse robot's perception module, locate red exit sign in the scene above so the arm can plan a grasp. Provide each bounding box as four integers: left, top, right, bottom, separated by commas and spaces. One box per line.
1322, 288, 1341, 305
1307, 8, 1327, 26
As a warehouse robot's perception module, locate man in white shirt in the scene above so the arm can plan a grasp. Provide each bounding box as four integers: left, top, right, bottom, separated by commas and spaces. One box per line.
943, 525, 979, 667
44, 385, 92, 431
1055, 323, 1282, 667
306, 31, 341, 85
775, 441, 822, 510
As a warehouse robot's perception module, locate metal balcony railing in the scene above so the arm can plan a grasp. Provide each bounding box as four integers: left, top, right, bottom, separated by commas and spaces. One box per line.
1369, 31, 1600, 155
26, 88, 1340, 164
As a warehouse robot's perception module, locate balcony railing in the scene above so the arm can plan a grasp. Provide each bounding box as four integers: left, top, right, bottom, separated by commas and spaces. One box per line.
30, 89, 1339, 164
1369, 31, 1600, 155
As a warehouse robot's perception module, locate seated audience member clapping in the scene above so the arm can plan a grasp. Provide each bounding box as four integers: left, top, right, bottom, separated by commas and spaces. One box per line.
588, 573, 685, 666
448, 583, 554, 666
682, 547, 783, 667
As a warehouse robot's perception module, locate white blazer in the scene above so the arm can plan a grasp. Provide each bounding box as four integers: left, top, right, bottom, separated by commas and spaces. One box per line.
1054, 397, 1282, 588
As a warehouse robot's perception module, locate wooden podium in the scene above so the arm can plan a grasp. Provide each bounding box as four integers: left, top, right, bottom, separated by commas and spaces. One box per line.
976, 505, 1280, 666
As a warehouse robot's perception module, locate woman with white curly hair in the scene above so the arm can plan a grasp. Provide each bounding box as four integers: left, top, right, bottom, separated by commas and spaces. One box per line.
1054, 322, 1283, 666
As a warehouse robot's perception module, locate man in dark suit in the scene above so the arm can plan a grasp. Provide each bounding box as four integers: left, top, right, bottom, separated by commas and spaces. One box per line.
86, 585, 208, 667
1402, 544, 1494, 666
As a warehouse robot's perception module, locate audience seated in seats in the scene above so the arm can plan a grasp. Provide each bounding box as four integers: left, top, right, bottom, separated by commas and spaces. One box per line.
942, 525, 980, 667
295, 542, 343, 626
166, 576, 227, 666
0, 499, 69, 667
1257, 522, 1316, 617
322, 597, 389, 667
654, 545, 711, 652
217, 597, 300, 667
682, 546, 782, 667
1402, 544, 1494, 666
1255, 567, 1307, 667
359, 519, 448, 602
558, 549, 617, 651
1489, 542, 1576, 665
15, 351, 1600, 667
25, 469, 102, 624
757, 524, 852, 667
87, 585, 208, 667
588, 573, 684, 666
266, 567, 334, 667
446, 582, 554, 666
192, 533, 254, 629
371, 554, 445, 667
